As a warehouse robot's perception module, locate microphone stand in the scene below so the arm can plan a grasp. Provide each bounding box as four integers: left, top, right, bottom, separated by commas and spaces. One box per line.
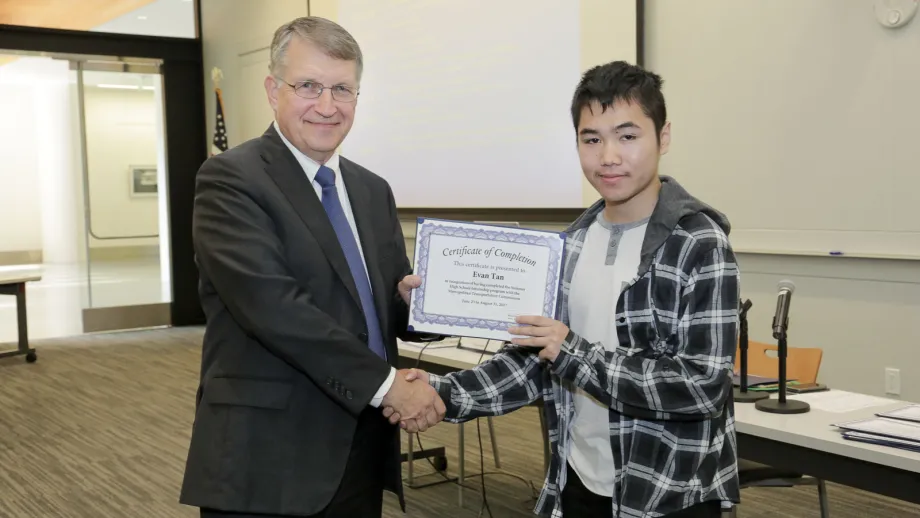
755, 311, 810, 414
734, 299, 767, 403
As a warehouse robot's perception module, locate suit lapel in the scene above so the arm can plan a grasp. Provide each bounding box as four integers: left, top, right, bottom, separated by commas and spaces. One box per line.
340, 157, 392, 344
260, 125, 362, 310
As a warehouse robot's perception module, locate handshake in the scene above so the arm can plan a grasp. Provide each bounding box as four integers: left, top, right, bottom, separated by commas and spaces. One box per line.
381, 368, 444, 433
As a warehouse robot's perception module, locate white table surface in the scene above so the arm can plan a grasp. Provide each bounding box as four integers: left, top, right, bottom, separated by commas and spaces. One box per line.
398, 340, 920, 474
0, 265, 42, 285
735, 392, 920, 473
398, 338, 487, 371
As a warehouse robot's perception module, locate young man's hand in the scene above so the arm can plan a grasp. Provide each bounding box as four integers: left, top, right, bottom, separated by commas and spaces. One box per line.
508, 315, 569, 363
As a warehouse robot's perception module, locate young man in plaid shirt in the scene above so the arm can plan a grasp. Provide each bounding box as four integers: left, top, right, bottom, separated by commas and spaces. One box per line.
390, 61, 740, 517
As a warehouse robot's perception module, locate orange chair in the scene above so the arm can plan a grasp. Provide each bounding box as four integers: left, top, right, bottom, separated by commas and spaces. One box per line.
735, 340, 823, 384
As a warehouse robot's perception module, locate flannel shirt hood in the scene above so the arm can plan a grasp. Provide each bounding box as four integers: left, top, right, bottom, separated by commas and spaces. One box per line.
568, 175, 731, 275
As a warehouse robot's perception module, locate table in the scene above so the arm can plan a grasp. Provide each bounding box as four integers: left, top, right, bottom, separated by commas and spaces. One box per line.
0, 271, 40, 363
735, 392, 920, 505
398, 340, 920, 508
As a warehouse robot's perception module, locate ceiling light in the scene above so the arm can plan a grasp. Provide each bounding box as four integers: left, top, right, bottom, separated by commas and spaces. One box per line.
97, 84, 140, 89
141, 86, 154, 90
137, 15, 148, 20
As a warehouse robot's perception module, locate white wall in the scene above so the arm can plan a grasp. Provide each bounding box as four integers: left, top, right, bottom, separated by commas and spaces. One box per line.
0, 80, 43, 253
37, 60, 82, 264
0, 57, 160, 260
83, 86, 160, 249
646, 1, 920, 400
647, 0, 920, 259
0, 56, 78, 262
200, 0, 309, 152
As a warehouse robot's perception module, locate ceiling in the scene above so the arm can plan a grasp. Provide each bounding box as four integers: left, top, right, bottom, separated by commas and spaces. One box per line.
0, 0, 158, 31
0, 0, 195, 38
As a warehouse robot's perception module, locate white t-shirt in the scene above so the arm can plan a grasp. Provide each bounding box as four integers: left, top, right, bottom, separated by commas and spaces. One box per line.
566, 212, 648, 497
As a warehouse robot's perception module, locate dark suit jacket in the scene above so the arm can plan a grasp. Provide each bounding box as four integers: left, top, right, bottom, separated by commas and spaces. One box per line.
179, 124, 415, 515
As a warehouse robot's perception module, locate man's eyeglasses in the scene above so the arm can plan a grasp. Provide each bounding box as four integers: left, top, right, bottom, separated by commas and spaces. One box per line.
278, 79, 359, 103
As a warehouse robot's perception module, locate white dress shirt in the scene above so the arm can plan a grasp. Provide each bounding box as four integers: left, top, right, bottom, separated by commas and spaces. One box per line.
274, 121, 395, 407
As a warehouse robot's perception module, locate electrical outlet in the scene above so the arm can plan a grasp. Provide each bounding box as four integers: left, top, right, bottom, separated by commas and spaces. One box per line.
885, 368, 901, 395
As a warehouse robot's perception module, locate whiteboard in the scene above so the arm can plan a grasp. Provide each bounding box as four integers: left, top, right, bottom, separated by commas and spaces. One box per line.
338, 0, 636, 209
647, 1, 920, 260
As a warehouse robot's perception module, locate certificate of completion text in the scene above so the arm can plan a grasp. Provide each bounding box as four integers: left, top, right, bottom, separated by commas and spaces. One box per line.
408, 218, 565, 341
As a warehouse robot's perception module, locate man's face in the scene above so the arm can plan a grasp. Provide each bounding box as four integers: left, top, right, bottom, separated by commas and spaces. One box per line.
265, 36, 359, 164
577, 99, 670, 206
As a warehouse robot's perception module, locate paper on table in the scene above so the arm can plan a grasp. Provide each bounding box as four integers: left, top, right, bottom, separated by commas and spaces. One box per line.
787, 390, 894, 413
877, 404, 920, 424
834, 417, 920, 443
841, 431, 920, 452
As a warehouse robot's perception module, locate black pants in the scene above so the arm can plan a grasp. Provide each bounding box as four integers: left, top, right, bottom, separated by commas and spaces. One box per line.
561, 464, 723, 518
201, 408, 388, 518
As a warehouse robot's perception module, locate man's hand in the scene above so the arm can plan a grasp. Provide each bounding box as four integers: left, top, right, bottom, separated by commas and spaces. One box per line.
508, 315, 569, 363
381, 368, 444, 432
398, 275, 422, 305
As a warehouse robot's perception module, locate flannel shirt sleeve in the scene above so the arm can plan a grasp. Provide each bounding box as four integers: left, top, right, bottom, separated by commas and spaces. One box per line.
551, 245, 738, 421
427, 346, 544, 423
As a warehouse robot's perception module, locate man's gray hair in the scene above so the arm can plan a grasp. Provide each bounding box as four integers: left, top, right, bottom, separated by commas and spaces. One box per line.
269, 17, 363, 81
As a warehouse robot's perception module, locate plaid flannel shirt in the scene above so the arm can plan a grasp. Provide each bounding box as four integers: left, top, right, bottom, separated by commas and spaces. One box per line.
429, 177, 741, 517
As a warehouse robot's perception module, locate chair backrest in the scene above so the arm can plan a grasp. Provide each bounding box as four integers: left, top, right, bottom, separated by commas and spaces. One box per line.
735, 340, 823, 384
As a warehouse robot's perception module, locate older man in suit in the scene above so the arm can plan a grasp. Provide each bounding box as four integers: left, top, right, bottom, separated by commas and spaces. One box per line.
179, 16, 443, 518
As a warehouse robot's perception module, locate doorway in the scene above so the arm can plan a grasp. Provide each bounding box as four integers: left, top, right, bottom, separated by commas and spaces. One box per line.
0, 23, 206, 343
0, 51, 172, 342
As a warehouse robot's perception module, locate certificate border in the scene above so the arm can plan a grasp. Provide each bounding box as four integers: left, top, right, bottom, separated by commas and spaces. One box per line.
408, 217, 565, 334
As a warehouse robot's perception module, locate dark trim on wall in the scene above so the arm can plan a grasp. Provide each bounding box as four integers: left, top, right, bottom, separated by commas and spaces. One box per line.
0, 24, 207, 327
195, 0, 204, 40
636, 0, 645, 67
162, 58, 207, 326
0, 24, 199, 62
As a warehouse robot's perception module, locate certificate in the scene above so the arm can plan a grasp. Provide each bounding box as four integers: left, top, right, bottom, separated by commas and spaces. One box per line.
408, 218, 566, 342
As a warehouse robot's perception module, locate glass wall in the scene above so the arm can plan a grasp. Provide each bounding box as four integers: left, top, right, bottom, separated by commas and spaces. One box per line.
0, 52, 171, 344
77, 65, 172, 325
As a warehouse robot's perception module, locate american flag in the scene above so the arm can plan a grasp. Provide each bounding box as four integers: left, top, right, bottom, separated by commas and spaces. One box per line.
211, 87, 228, 155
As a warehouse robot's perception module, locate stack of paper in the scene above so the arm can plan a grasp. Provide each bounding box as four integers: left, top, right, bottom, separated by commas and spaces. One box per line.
833, 405, 920, 453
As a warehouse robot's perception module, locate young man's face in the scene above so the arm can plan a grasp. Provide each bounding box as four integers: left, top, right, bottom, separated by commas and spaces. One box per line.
577, 99, 670, 208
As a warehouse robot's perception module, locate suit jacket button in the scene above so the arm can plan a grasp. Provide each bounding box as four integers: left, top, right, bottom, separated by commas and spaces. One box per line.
346, 390, 353, 400
327, 378, 333, 386
358, 332, 368, 342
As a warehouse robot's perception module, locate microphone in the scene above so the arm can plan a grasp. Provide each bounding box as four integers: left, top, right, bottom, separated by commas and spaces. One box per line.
741, 299, 753, 314
772, 280, 795, 340
734, 298, 767, 403
757, 278, 810, 414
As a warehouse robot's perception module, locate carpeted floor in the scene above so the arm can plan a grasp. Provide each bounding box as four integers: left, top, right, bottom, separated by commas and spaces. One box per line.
0, 327, 918, 517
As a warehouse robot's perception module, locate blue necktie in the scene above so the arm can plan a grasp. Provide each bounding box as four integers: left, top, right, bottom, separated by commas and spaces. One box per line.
314, 166, 387, 360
